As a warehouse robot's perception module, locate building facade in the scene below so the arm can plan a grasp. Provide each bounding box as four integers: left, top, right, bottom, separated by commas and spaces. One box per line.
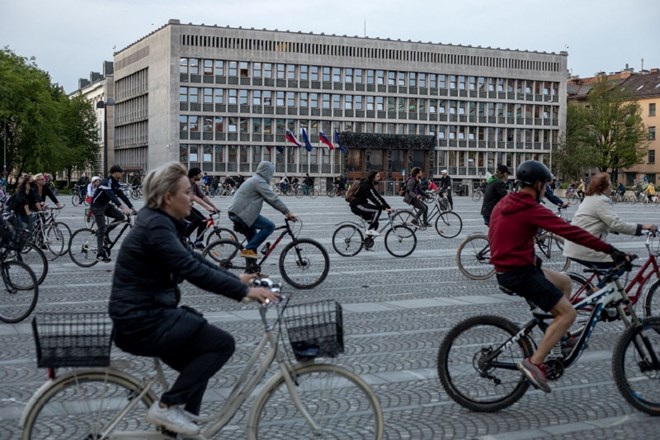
112, 19, 568, 190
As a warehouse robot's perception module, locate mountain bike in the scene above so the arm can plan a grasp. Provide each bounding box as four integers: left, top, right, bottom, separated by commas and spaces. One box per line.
392, 191, 463, 238
332, 211, 417, 258
22, 279, 384, 439
203, 218, 329, 289
437, 259, 660, 415
68, 214, 134, 267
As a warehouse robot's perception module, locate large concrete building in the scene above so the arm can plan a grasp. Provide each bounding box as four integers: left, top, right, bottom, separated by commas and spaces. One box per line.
110, 19, 568, 190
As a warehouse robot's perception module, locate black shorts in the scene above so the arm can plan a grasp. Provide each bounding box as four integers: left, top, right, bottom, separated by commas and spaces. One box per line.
495, 266, 563, 312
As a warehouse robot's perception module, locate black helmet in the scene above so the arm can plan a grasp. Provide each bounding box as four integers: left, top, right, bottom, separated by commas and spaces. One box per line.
516, 160, 552, 186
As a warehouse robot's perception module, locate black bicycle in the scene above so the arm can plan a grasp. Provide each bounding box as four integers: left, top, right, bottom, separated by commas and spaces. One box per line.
68, 214, 134, 267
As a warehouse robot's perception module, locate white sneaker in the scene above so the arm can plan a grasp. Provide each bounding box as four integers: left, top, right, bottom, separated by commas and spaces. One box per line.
365, 229, 380, 236
146, 402, 200, 436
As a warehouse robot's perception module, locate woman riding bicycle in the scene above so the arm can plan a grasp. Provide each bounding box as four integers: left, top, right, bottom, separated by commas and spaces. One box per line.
109, 161, 277, 437
403, 167, 430, 227
349, 171, 392, 236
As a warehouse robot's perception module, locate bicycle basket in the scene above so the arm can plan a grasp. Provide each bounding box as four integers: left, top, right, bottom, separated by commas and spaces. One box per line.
32, 313, 113, 368
0, 219, 30, 251
284, 300, 344, 360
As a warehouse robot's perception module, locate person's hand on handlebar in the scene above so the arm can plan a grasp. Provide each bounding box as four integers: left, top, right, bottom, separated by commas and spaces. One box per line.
286, 212, 297, 221
245, 287, 279, 304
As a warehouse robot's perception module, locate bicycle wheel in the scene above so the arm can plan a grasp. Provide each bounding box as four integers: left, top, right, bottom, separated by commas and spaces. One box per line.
41, 224, 64, 260
643, 280, 660, 318
248, 363, 384, 440
203, 239, 245, 277
332, 224, 364, 257
14, 243, 49, 285
71, 193, 81, 207
68, 228, 99, 267
471, 191, 481, 202
295, 188, 304, 198
437, 314, 533, 412
205, 227, 239, 246
279, 238, 330, 289
612, 317, 660, 415
456, 233, 494, 280
0, 260, 38, 323
535, 234, 570, 272
53, 221, 72, 256
21, 369, 158, 440
434, 211, 463, 238
326, 188, 336, 198
390, 209, 416, 227
384, 225, 417, 257
308, 189, 319, 199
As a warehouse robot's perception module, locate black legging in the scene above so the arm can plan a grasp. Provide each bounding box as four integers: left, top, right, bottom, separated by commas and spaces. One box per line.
410, 197, 428, 224
185, 207, 205, 241
351, 203, 382, 230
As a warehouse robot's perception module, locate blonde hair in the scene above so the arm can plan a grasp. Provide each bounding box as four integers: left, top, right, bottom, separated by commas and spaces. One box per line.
143, 162, 187, 209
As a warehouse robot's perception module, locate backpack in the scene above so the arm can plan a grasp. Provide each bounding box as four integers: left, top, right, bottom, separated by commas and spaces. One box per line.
398, 181, 406, 196
345, 181, 360, 203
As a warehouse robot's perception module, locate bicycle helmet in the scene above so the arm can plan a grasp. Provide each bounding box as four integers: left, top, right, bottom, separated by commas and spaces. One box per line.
516, 160, 552, 187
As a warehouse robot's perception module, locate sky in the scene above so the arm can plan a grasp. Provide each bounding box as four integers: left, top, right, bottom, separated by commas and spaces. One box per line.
2, 0, 659, 93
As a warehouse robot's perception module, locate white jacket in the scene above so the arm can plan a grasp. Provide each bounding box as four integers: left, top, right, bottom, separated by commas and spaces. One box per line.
563, 194, 642, 263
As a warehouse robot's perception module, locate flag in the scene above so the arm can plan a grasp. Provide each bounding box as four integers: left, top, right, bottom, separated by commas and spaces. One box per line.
334, 130, 348, 153
300, 128, 313, 152
319, 131, 334, 150
276, 146, 284, 153
285, 129, 301, 147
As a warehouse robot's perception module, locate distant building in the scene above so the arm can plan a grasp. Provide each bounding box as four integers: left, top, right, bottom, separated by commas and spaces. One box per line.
108, 19, 567, 190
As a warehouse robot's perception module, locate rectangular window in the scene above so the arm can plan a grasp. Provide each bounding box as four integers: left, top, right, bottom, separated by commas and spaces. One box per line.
323, 67, 331, 82
310, 93, 319, 108
310, 66, 319, 81
179, 86, 188, 103
287, 92, 295, 107
397, 72, 405, 86
276, 64, 285, 79
332, 94, 341, 109
252, 62, 261, 78
439, 74, 446, 89
263, 90, 272, 106
388, 71, 396, 86
179, 58, 188, 74
228, 89, 237, 105
214, 88, 224, 104
355, 95, 362, 110
214, 117, 224, 132
344, 95, 353, 110
418, 73, 426, 87
322, 94, 330, 109
189, 59, 199, 75
228, 61, 237, 77
252, 90, 260, 106
228, 117, 237, 133
300, 92, 308, 107
300, 65, 308, 80
203, 88, 213, 104
240, 118, 248, 133
650, 126, 656, 141
649, 150, 656, 164
188, 87, 199, 103
429, 74, 437, 88
367, 69, 374, 84
276, 91, 285, 107
287, 64, 296, 80
376, 70, 384, 85
263, 63, 272, 78
651, 103, 657, 117
333, 67, 341, 82
203, 59, 213, 76
355, 69, 362, 83
239, 89, 248, 105
344, 68, 353, 83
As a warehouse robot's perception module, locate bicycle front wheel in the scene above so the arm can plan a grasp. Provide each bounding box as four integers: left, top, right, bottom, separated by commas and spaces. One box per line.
68, 228, 99, 267
279, 238, 330, 289
248, 363, 384, 440
536, 234, 570, 272
435, 211, 463, 238
390, 209, 416, 227
456, 233, 494, 280
384, 225, 417, 257
437, 315, 533, 412
0, 260, 38, 323
205, 227, 239, 246
42, 224, 64, 260
612, 317, 660, 415
21, 369, 158, 440
71, 193, 81, 207
332, 224, 363, 257
53, 222, 72, 256
15, 244, 48, 285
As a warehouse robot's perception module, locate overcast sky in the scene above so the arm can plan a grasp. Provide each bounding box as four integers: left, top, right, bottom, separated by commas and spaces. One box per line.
2, 0, 659, 93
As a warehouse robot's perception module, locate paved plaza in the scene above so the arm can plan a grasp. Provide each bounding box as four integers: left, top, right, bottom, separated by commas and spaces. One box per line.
1, 194, 660, 439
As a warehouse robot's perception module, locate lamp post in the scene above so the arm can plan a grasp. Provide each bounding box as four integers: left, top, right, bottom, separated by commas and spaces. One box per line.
96, 99, 115, 176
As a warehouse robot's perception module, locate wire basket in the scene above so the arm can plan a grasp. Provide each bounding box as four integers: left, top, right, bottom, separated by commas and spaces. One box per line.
0, 219, 31, 251
32, 313, 113, 368
284, 300, 344, 361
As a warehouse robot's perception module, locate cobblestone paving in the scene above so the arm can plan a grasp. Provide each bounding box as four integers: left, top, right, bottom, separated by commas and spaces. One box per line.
1, 196, 660, 439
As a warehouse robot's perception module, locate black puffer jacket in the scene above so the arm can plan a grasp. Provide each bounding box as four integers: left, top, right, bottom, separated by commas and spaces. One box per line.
109, 208, 248, 353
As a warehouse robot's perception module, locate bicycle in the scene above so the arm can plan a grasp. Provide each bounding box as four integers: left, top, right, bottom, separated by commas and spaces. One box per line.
203, 218, 330, 289
183, 211, 238, 250
295, 183, 319, 198
332, 211, 417, 258
564, 187, 580, 205
129, 185, 143, 200
70, 184, 87, 206
326, 185, 346, 198
471, 186, 485, 202
392, 191, 463, 239
68, 213, 135, 267
0, 219, 39, 323
456, 206, 571, 280
437, 259, 660, 415
21, 279, 384, 439
30, 206, 72, 260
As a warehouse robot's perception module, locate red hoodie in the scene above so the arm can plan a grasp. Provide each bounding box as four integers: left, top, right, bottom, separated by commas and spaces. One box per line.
488, 192, 613, 272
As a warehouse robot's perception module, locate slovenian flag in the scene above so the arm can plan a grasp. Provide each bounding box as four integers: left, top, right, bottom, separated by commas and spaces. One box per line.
285, 129, 302, 147
301, 128, 313, 152
319, 131, 334, 150
334, 130, 348, 153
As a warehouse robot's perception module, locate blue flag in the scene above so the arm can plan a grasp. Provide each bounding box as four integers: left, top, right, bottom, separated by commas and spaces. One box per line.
276, 146, 285, 153
334, 130, 347, 153
301, 128, 313, 152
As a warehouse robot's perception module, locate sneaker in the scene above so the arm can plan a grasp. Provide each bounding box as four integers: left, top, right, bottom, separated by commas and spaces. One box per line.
146, 402, 200, 437
420, 222, 431, 227
517, 358, 551, 393
240, 249, 259, 259
97, 254, 111, 263
193, 240, 205, 250
365, 229, 380, 236
410, 219, 419, 226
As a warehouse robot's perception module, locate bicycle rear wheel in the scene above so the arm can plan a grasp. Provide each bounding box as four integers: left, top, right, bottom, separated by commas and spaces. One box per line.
248, 363, 384, 440
0, 260, 38, 323
390, 209, 416, 227
332, 224, 364, 257
68, 228, 99, 267
612, 317, 660, 415
14, 243, 48, 285
536, 234, 570, 272
71, 193, 81, 207
279, 238, 330, 289
21, 369, 157, 440
384, 225, 417, 257
437, 315, 533, 412
205, 227, 239, 246
40, 224, 64, 260
456, 233, 494, 280
53, 222, 72, 256
434, 211, 463, 238
203, 239, 245, 277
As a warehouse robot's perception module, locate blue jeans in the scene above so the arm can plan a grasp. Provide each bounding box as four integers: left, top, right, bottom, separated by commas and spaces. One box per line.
229, 212, 275, 252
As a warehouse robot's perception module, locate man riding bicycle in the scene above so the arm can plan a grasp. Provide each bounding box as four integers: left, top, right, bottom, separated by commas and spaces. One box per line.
186, 167, 221, 249
489, 160, 628, 393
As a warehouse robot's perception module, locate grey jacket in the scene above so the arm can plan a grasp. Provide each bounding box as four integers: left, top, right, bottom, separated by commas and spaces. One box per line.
563, 194, 642, 263
228, 161, 290, 227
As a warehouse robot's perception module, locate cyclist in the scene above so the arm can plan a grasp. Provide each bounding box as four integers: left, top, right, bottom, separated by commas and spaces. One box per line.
544, 176, 569, 209
91, 165, 135, 263
403, 167, 430, 227
575, 178, 585, 201
438, 169, 453, 210
76, 173, 90, 199
31, 173, 63, 210
228, 161, 296, 260
86, 176, 101, 205
201, 172, 212, 193
279, 175, 289, 194
489, 160, 627, 393
109, 161, 277, 436
186, 167, 221, 249
646, 181, 657, 203
480, 164, 510, 226
12, 174, 40, 230
616, 182, 626, 198
564, 172, 656, 269
349, 170, 392, 236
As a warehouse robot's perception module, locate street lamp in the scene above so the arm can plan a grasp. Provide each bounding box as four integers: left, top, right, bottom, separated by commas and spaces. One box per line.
96, 98, 115, 176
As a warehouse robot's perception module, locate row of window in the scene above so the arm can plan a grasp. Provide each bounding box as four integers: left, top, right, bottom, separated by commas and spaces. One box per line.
179, 58, 560, 94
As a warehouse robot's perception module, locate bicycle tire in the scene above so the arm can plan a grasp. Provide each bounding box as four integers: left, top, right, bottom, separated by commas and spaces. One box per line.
295, 188, 304, 198
612, 316, 660, 415
203, 239, 245, 277
471, 191, 481, 202
384, 225, 417, 257
279, 238, 330, 289
247, 363, 384, 440
68, 228, 99, 267
437, 314, 533, 412
643, 280, 660, 318
205, 227, 239, 246
39, 224, 63, 260
53, 221, 72, 256
21, 369, 158, 440
535, 234, 571, 272
435, 211, 463, 238
70, 193, 81, 207
456, 233, 494, 280
332, 224, 364, 257
0, 260, 38, 324
14, 243, 49, 285
326, 188, 336, 198
391, 209, 416, 227
308, 189, 319, 199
